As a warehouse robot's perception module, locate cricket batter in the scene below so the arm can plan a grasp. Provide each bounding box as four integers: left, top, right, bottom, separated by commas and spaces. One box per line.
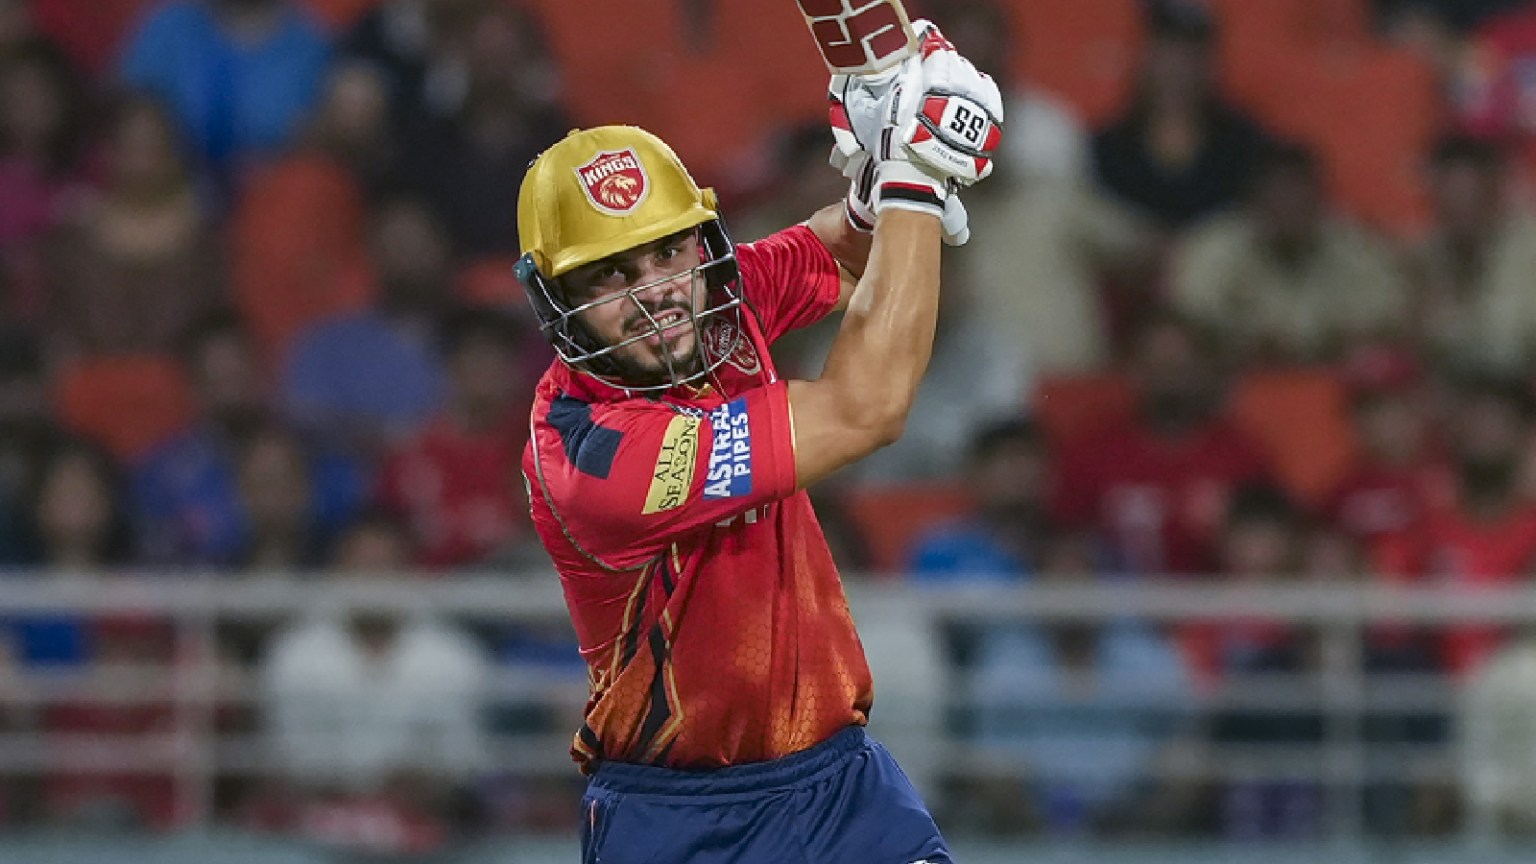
517, 21, 1002, 863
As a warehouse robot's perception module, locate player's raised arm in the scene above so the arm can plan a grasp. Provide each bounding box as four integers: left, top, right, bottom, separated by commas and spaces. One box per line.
788, 23, 1003, 489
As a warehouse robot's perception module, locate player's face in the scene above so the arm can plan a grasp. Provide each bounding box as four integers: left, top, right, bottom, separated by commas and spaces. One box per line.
562, 230, 707, 386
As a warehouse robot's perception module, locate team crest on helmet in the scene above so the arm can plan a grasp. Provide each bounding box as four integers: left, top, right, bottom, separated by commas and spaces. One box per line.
575, 148, 650, 216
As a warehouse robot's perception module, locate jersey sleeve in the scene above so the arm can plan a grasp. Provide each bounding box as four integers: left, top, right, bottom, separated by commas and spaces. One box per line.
735, 224, 844, 343
530, 382, 799, 569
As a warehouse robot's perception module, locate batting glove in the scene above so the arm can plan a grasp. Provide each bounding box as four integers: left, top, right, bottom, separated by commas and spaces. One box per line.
830, 19, 1004, 187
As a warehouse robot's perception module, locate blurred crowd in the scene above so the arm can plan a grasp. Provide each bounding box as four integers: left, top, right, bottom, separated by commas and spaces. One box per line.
4, 0, 1536, 851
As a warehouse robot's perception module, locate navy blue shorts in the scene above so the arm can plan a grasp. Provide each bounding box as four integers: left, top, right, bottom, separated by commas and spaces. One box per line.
579, 726, 952, 864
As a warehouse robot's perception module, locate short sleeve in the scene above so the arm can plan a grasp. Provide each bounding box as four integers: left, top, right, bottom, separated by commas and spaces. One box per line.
530, 382, 799, 568
735, 225, 844, 343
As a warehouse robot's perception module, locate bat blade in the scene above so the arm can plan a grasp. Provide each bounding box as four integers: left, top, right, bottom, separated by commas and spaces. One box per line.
796, 0, 917, 76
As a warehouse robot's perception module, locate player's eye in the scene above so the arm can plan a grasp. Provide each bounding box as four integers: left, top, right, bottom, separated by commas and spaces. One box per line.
656, 244, 681, 262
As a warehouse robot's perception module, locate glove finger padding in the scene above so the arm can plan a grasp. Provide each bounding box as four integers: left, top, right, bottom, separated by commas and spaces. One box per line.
827, 74, 861, 177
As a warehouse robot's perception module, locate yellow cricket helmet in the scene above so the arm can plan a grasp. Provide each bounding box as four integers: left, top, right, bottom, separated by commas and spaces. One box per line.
515, 125, 744, 391
519, 125, 720, 277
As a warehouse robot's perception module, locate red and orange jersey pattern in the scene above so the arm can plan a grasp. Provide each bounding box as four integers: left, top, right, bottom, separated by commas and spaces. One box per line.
523, 226, 873, 771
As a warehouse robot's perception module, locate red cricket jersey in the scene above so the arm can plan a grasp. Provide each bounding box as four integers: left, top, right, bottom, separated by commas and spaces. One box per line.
1375, 500, 1536, 677
522, 225, 872, 772
1326, 463, 1451, 549
1053, 418, 1272, 576
378, 414, 531, 569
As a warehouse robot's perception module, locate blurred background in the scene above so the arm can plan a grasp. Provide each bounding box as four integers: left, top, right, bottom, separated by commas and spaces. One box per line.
6, 0, 1536, 861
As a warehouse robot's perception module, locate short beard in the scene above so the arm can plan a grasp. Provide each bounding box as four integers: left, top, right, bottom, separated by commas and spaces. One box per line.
614, 342, 705, 388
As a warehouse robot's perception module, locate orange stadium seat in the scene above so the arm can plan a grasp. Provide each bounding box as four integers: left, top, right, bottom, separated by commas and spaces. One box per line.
1222, 28, 1438, 234
1030, 373, 1136, 448
54, 356, 194, 460
1014, 0, 1144, 126
1229, 368, 1358, 509
525, 0, 823, 181
232, 155, 374, 367
843, 484, 974, 575
1307, 48, 1438, 234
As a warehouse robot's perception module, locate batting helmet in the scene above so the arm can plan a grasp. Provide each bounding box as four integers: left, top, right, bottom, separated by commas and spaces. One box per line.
515, 125, 743, 390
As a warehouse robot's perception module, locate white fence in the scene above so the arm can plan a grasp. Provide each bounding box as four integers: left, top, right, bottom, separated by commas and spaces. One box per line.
3, 574, 1536, 845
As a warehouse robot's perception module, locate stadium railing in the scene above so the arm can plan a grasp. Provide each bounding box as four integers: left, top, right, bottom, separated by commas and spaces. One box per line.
0, 573, 1531, 846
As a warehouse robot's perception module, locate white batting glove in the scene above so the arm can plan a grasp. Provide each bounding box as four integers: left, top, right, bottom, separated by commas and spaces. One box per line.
903, 21, 1004, 185
842, 150, 971, 246
830, 20, 1004, 186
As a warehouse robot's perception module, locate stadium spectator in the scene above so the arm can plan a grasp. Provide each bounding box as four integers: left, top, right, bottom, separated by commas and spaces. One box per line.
10, 436, 137, 685
376, 308, 535, 571
397, 3, 568, 256
1461, 631, 1536, 835
907, 418, 1055, 585
1451, 3, 1536, 178
339, 0, 482, 127
49, 96, 221, 356
1409, 135, 1536, 374
1090, 0, 1273, 230
298, 61, 394, 196
233, 425, 326, 572
282, 196, 452, 454
0, 332, 58, 568
9, 441, 178, 832
9, 438, 135, 677
1325, 346, 1442, 552
132, 312, 363, 569
1376, 373, 1536, 679
1054, 311, 1273, 576
117, 0, 331, 173
937, 0, 1088, 185
23, 438, 134, 576
259, 513, 489, 854
946, 2, 1152, 373
0, 40, 86, 328
967, 540, 1197, 836
1170, 141, 1410, 364
1197, 485, 1326, 840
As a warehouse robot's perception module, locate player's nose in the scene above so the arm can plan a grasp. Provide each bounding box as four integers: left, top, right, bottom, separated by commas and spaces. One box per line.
632, 264, 689, 305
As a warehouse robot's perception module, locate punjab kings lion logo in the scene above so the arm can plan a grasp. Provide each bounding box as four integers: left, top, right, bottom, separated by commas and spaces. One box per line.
575, 148, 650, 216
706, 320, 761, 376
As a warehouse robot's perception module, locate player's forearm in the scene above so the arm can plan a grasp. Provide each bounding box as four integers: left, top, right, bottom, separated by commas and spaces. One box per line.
806, 202, 873, 280
817, 210, 942, 441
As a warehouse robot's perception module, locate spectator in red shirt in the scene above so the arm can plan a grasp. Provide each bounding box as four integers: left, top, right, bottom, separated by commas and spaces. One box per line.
1376, 373, 1536, 678
376, 308, 536, 571
1454, 3, 1536, 180
1054, 310, 1273, 576
1189, 485, 1324, 840
1326, 346, 1444, 552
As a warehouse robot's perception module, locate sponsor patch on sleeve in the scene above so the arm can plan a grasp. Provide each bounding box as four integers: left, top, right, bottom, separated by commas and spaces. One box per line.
704, 399, 754, 500
642, 414, 701, 514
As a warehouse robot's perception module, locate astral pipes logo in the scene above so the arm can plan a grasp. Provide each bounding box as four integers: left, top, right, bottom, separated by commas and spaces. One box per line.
575, 148, 649, 215
703, 399, 752, 499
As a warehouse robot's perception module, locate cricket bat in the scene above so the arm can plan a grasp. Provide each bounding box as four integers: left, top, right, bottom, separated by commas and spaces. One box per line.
795, 0, 918, 77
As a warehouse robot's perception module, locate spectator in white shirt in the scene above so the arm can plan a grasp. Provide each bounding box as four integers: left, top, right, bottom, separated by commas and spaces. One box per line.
260, 512, 489, 809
